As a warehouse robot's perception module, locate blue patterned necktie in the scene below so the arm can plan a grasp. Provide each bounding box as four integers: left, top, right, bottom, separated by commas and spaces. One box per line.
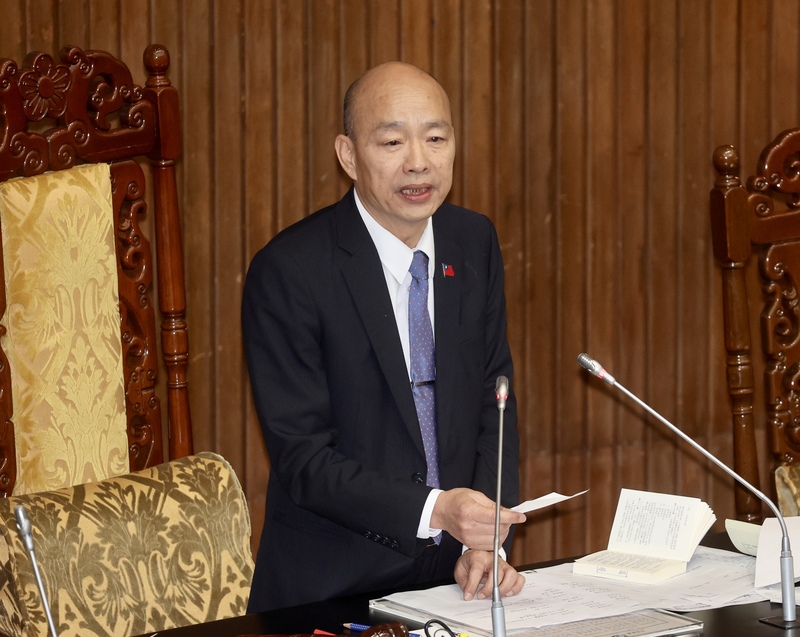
408, 250, 440, 490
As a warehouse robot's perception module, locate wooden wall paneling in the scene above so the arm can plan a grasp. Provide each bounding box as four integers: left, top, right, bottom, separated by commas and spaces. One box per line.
309, 0, 344, 212
276, 0, 308, 230
339, 0, 368, 121
707, 0, 740, 518
24, 0, 55, 52
615, 0, 649, 525
739, 0, 771, 161
431, 0, 462, 205
4, 0, 800, 569
150, 0, 181, 54
644, 0, 680, 497
178, 1, 215, 459
367, 0, 400, 66
0, 1, 23, 58
118, 0, 149, 71
461, 0, 492, 217
493, 0, 528, 563
243, 0, 277, 558
772, 1, 799, 130
518, 0, 557, 567
585, 0, 618, 555
213, 0, 247, 470
399, 0, 431, 70
553, 0, 588, 560
58, 0, 89, 50
738, 0, 774, 508
676, 0, 712, 502
87, 0, 118, 52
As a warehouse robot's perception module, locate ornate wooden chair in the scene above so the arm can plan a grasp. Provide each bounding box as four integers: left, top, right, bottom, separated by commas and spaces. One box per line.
0, 45, 253, 637
0, 44, 192, 496
710, 129, 800, 523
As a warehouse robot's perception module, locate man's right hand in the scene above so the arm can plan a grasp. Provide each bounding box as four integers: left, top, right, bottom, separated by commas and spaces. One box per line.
430, 488, 526, 550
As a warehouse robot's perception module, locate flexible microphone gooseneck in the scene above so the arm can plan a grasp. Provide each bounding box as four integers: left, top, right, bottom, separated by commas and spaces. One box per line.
577, 352, 798, 629
15, 504, 59, 637
492, 375, 509, 637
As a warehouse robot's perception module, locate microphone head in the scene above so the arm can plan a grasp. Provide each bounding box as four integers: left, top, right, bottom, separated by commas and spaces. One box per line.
14, 504, 35, 552
495, 375, 509, 410
14, 504, 30, 534
577, 353, 615, 385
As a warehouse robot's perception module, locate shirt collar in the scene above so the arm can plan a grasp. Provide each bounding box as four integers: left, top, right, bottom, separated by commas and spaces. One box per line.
354, 189, 435, 285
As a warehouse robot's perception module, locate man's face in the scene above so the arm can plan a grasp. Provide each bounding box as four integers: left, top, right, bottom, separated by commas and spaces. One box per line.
336, 65, 456, 247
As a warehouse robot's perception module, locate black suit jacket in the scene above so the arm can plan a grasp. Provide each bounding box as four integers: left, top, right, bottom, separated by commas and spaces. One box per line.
242, 189, 520, 611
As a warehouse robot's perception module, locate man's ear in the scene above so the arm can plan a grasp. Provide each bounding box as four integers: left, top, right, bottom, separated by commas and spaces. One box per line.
335, 134, 358, 181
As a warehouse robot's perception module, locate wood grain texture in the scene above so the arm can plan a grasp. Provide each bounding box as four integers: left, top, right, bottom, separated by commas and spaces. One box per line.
0, 0, 796, 566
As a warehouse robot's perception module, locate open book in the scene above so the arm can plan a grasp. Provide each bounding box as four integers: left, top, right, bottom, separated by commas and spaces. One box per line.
573, 488, 716, 584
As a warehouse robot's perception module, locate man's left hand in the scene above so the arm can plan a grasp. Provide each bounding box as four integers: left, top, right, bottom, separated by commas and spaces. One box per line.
453, 549, 525, 601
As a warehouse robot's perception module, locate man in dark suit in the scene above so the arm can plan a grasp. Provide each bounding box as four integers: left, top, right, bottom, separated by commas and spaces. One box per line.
243, 61, 525, 612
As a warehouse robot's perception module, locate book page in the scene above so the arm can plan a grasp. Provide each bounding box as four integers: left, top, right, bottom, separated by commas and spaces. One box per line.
607, 489, 714, 562
575, 550, 684, 576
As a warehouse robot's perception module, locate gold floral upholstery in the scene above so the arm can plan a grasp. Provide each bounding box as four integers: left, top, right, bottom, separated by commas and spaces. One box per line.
0, 451, 253, 637
0, 164, 129, 495
776, 464, 800, 517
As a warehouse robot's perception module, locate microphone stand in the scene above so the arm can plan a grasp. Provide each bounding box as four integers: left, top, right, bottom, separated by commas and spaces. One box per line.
15, 504, 59, 637
578, 353, 798, 629
492, 376, 508, 637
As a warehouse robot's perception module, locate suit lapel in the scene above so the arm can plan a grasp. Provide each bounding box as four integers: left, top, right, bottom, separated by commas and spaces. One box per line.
335, 193, 424, 456
431, 230, 462, 463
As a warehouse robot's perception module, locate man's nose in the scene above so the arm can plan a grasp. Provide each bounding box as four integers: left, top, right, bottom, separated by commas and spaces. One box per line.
404, 139, 429, 172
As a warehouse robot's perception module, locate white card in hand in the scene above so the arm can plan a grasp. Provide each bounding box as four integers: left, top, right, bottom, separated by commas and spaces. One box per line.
512, 489, 588, 514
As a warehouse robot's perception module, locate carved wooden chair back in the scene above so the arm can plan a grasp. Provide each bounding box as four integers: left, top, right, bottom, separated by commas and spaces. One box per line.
710, 129, 800, 522
0, 44, 192, 497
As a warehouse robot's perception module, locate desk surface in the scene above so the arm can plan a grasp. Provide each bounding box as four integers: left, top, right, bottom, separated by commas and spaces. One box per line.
137, 535, 797, 637
138, 596, 796, 636
140, 583, 796, 637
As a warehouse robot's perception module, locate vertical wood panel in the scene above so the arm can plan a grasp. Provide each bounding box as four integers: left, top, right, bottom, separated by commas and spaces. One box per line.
676, 0, 711, 502
553, 0, 587, 559
1, 0, 797, 570
615, 0, 649, 521
243, 0, 276, 556
309, 0, 342, 211
276, 1, 308, 229
519, 0, 557, 566
585, 0, 617, 553
179, 0, 215, 458
213, 0, 246, 467
645, 0, 680, 497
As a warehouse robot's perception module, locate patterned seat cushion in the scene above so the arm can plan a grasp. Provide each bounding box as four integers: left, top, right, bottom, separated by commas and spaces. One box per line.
0, 451, 253, 637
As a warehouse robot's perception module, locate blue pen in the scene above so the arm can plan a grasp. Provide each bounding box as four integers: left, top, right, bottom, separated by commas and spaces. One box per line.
343, 624, 371, 632
344, 623, 421, 637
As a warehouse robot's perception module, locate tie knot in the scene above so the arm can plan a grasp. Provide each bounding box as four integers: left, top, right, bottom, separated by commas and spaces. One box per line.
409, 250, 429, 281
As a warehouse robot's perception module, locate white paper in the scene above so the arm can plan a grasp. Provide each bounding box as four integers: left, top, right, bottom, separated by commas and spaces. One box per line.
371, 546, 762, 632
754, 516, 800, 588
512, 489, 588, 514
724, 518, 760, 556
606, 489, 715, 562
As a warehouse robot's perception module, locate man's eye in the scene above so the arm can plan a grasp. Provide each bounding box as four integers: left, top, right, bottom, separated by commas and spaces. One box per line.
384, 139, 401, 146
429, 136, 445, 143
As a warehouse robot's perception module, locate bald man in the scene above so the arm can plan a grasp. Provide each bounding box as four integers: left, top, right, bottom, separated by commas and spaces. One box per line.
243, 61, 524, 612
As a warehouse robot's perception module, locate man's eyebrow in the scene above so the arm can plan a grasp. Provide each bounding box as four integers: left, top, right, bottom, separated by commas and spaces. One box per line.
374, 119, 453, 132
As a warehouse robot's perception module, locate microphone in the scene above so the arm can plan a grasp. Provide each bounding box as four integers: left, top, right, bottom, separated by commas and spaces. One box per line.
577, 353, 798, 629
492, 375, 509, 637
15, 505, 59, 637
